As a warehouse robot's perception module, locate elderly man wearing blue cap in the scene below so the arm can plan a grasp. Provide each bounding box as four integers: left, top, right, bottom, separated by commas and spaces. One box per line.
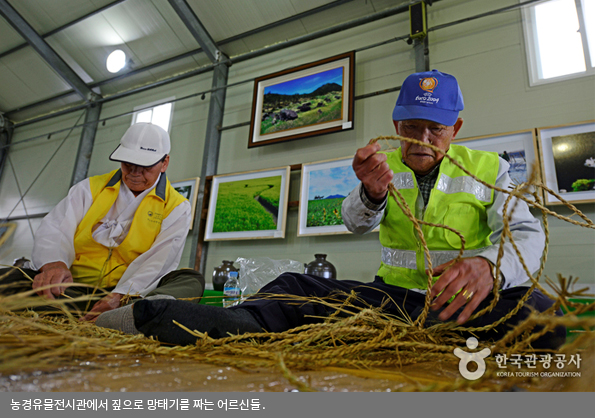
0, 123, 204, 321
96, 71, 563, 350
343, 69, 556, 326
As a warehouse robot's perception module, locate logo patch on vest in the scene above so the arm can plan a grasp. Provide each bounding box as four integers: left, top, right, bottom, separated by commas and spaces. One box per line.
147, 211, 163, 225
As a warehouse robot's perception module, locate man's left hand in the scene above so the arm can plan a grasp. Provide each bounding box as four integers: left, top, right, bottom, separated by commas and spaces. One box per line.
429, 257, 494, 324
80, 292, 123, 322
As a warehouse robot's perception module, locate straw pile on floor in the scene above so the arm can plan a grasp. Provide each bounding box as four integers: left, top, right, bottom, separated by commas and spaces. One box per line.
1, 135, 593, 391
1, 275, 593, 392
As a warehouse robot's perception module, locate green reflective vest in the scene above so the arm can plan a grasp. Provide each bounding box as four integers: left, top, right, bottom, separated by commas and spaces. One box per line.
377, 144, 499, 289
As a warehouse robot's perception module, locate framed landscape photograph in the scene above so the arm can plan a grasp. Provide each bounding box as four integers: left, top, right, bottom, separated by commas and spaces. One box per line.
537, 120, 595, 205
248, 51, 355, 148
0, 222, 16, 250
298, 156, 363, 236
454, 130, 539, 194
204, 167, 291, 241
171, 177, 200, 229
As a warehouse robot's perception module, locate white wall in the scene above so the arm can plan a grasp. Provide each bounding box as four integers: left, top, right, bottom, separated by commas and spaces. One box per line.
1, 0, 593, 292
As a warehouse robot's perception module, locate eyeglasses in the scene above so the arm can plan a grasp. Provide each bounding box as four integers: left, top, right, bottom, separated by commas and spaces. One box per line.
122, 155, 167, 171
399, 121, 452, 141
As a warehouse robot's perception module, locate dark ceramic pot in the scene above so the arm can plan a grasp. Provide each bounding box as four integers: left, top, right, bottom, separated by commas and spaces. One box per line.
304, 254, 337, 279
212, 260, 239, 291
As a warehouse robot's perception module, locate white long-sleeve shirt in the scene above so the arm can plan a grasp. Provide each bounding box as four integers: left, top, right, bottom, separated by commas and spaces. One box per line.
31, 173, 191, 296
342, 157, 545, 289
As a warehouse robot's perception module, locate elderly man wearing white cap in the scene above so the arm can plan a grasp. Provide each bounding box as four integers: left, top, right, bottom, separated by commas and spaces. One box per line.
0, 123, 204, 321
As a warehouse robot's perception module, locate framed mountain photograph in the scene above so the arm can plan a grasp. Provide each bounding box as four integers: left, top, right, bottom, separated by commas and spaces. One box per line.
248, 51, 355, 148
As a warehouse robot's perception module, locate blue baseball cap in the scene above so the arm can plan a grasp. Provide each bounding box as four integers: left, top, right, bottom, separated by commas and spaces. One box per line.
392, 69, 464, 126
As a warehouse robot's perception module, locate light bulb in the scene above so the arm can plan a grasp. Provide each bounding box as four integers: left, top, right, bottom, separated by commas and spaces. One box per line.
106, 49, 126, 73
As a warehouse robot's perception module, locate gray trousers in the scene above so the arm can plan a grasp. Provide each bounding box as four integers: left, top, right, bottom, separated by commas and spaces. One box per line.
0, 266, 205, 313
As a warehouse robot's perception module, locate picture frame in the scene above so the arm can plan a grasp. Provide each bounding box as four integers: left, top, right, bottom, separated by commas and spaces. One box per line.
298, 157, 358, 236
171, 177, 200, 229
248, 51, 355, 148
298, 156, 378, 236
537, 120, 595, 205
453, 129, 539, 195
0, 222, 16, 249
204, 166, 291, 241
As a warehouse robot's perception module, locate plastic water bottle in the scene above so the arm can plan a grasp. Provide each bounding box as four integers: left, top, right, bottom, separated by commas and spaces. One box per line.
223, 271, 241, 307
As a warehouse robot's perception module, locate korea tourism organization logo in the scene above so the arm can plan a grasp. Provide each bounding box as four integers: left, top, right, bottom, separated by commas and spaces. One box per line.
419, 76, 438, 93
453, 337, 583, 380
454, 337, 491, 380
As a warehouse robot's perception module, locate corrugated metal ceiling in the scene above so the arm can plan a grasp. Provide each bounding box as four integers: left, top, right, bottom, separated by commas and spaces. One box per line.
0, 0, 408, 124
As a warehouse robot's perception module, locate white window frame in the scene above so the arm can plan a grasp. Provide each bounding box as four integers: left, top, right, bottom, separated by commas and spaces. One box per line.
521, 0, 595, 86
131, 97, 175, 133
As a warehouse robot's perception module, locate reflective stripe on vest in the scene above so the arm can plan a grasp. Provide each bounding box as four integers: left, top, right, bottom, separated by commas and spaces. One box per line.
391, 172, 415, 190
436, 173, 491, 202
381, 245, 489, 270
377, 145, 499, 288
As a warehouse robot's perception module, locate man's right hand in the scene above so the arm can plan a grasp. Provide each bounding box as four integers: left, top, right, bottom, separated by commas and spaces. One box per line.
33, 261, 73, 299
352, 143, 394, 203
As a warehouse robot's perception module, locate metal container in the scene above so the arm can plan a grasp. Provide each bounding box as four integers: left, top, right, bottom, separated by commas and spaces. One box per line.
304, 254, 337, 279
212, 260, 239, 291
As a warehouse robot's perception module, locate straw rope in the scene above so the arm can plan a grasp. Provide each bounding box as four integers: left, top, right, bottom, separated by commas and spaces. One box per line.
1, 134, 594, 391
368, 134, 594, 331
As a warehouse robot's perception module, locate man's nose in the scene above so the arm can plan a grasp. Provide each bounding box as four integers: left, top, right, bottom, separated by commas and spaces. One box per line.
410, 127, 431, 144
130, 165, 143, 174
418, 128, 432, 143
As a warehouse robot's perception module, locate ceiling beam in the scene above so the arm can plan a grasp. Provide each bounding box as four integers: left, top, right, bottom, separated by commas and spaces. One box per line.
0, 0, 98, 102
10, 1, 416, 127
168, 0, 224, 63
5, 0, 356, 117
0, 0, 126, 60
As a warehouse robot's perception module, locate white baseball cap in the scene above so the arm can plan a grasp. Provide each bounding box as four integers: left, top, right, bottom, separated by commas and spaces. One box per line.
109, 123, 170, 167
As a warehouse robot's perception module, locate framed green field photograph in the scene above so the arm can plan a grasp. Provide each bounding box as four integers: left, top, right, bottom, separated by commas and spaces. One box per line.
204, 167, 291, 241
248, 51, 355, 148
298, 157, 362, 236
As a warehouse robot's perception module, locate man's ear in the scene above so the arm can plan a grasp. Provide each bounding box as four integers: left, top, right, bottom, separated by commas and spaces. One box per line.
160, 155, 170, 173
393, 120, 400, 134
452, 118, 463, 138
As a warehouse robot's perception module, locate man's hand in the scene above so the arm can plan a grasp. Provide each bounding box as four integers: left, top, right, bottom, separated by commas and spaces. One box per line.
33, 261, 73, 299
81, 292, 123, 322
352, 143, 394, 203
429, 257, 494, 324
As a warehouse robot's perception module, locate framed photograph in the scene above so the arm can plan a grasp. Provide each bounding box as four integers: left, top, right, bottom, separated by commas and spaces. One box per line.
204, 167, 291, 241
298, 156, 367, 237
454, 130, 539, 194
0, 222, 16, 249
248, 51, 355, 148
537, 120, 595, 205
171, 177, 200, 229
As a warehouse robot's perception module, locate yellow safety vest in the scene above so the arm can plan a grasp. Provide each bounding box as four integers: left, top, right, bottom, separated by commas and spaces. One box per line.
377, 144, 499, 289
70, 169, 187, 288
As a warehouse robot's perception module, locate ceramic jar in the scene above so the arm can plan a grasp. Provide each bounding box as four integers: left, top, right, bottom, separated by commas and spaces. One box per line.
304, 254, 337, 279
212, 260, 239, 291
